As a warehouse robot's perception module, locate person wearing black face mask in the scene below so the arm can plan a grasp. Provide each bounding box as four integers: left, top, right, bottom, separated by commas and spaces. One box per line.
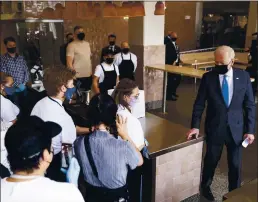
245, 33, 258, 98
164, 31, 182, 101
60, 33, 73, 66
187, 46, 255, 201
100, 34, 121, 63
93, 50, 119, 94
67, 26, 92, 92
0, 36, 30, 89
114, 41, 137, 81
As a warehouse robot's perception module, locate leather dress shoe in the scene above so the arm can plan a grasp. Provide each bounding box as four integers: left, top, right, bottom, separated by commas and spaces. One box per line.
201, 187, 215, 201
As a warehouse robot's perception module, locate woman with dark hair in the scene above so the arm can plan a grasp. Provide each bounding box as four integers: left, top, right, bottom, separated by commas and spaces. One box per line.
112, 79, 148, 202
74, 93, 143, 202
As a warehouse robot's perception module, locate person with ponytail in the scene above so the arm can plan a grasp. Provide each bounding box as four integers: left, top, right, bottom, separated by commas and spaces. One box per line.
112, 78, 149, 202
74, 93, 143, 202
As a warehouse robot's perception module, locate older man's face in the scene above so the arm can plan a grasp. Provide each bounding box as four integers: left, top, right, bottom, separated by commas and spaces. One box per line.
215, 52, 232, 66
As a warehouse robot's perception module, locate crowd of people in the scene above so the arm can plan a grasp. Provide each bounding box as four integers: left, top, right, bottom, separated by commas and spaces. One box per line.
0, 24, 257, 202
61, 25, 137, 94
0, 62, 147, 201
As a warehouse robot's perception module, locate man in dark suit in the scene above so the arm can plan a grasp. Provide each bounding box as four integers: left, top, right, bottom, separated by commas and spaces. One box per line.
60, 33, 73, 66
246, 33, 257, 97
187, 46, 256, 201
164, 31, 181, 101
100, 34, 121, 63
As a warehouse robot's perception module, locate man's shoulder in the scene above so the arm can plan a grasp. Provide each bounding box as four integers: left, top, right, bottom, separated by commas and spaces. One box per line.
82, 40, 90, 46
37, 177, 83, 199
203, 70, 215, 77
233, 67, 246, 74
130, 52, 137, 58
102, 46, 109, 50
114, 52, 121, 58
115, 45, 121, 50
32, 96, 49, 110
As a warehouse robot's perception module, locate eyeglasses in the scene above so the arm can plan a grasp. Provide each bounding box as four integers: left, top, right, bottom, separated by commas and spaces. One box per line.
131, 93, 140, 99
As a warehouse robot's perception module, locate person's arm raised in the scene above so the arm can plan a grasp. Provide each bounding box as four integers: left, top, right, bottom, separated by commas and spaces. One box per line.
116, 115, 143, 166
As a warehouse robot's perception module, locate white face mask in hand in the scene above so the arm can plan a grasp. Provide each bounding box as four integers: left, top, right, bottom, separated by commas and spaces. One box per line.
242, 138, 249, 148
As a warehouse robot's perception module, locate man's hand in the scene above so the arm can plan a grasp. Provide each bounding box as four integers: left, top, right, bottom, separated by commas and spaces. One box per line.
186, 128, 200, 140
243, 134, 255, 145
26, 81, 32, 87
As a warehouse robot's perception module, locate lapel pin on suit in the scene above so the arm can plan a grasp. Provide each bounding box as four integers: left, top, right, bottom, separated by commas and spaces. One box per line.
236, 78, 239, 79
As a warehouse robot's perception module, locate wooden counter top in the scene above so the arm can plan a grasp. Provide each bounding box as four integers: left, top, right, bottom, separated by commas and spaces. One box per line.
139, 113, 204, 158
146, 65, 255, 82
65, 104, 204, 158
224, 178, 257, 202
145, 64, 205, 79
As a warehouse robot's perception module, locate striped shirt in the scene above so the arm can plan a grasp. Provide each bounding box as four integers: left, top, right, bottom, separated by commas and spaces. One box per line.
0, 53, 30, 86
74, 130, 139, 189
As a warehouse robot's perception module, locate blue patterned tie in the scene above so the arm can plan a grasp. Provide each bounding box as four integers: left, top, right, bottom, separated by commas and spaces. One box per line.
222, 75, 229, 107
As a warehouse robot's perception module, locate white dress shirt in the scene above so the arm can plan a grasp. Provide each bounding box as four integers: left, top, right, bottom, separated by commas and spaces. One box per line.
0, 95, 20, 123
114, 52, 137, 71
1, 121, 12, 171
94, 62, 119, 83
117, 105, 145, 148
31, 97, 76, 154
172, 41, 179, 63
219, 67, 233, 105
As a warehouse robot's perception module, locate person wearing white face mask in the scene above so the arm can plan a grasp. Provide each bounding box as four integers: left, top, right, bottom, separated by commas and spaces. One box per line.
112, 78, 149, 202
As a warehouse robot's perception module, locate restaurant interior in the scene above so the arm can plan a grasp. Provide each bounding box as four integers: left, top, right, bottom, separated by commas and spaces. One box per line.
0, 1, 257, 202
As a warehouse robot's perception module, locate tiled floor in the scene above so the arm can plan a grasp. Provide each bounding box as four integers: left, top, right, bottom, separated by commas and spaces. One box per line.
148, 78, 258, 202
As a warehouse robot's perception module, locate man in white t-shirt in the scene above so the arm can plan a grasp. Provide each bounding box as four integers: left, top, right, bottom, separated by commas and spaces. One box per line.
1, 116, 84, 202
114, 41, 137, 81
66, 25, 92, 91
31, 68, 90, 182
93, 49, 119, 94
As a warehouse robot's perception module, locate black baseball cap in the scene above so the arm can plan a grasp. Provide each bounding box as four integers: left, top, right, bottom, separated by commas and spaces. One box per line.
108, 33, 116, 38
5, 116, 62, 160
103, 49, 114, 56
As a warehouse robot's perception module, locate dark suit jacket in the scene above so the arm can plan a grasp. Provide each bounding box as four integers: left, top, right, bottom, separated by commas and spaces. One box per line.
164, 36, 180, 65
191, 68, 256, 145
100, 45, 121, 63
60, 43, 69, 66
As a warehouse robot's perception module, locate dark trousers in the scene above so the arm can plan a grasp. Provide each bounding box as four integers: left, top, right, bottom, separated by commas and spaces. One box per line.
127, 166, 142, 202
46, 152, 64, 182
77, 76, 92, 91
127, 148, 150, 202
1, 164, 10, 178
201, 128, 242, 192
166, 73, 181, 98
85, 183, 129, 202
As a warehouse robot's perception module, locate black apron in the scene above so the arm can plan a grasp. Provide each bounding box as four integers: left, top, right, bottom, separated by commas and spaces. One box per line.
99, 64, 117, 94
84, 135, 129, 202
118, 53, 135, 81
